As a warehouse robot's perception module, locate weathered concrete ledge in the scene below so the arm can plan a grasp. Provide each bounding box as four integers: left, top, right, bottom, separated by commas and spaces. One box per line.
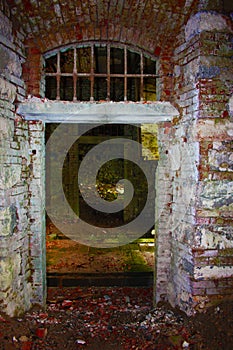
17, 98, 179, 124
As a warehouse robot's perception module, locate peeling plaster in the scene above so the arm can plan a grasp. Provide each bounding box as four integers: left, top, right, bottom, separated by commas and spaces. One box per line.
199, 227, 233, 249
194, 265, 233, 280
199, 181, 233, 209
185, 12, 233, 41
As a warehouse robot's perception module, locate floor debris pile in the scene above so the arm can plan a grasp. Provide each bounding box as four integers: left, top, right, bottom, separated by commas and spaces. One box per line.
0, 287, 232, 349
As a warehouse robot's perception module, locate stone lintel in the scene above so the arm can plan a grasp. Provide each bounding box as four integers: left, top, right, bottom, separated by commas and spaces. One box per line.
17, 99, 178, 124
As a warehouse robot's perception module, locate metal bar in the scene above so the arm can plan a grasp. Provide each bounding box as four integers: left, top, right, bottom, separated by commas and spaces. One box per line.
90, 44, 94, 101
46, 73, 159, 78
107, 45, 110, 101
140, 52, 144, 101
124, 45, 127, 101
56, 52, 60, 100
73, 48, 77, 101
44, 43, 159, 102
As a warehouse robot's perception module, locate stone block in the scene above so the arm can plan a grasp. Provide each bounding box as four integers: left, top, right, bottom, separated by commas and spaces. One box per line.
198, 180, 233, 210
0, 11, 12, 40
0, 253, 20, 286
209, 148, 233, 172
0, 78, 17, 103
192, 288, 206, 296
0, 164, 21, 190
0, 258, 12, 290
193, 249, 219, 258
0, 45, 22, 79
194, 119, 233, 141
0, 206, 17, 236
206, 287, 233, 295
194, 265, 233, 280
197, 226, 233, 250
0, 116, 14, 141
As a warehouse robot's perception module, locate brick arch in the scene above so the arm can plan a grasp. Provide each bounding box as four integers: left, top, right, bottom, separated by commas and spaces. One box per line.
9, 0, 195, 54
23, 35, 174, 100
23, 31, 162, 98
35, 24, 157, 54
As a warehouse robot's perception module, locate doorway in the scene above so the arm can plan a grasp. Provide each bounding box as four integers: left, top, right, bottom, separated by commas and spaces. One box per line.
45, 122, 158, 286
17, 100, 178, 305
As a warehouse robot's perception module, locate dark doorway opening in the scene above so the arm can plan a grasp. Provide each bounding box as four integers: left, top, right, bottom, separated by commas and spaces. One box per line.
45, 123, 157, 287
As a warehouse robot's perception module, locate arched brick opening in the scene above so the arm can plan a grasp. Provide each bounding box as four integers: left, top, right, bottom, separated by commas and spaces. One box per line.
22, 35, 174, 102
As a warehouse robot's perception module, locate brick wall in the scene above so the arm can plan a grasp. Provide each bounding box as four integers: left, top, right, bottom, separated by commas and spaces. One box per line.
169, 11, 233, 314
0, 3, 46, 316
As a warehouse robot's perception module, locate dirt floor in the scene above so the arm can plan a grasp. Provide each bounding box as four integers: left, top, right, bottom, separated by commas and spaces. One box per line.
46, 218, 154, 274
0, 286, 233, 350
46, 237, 154, 274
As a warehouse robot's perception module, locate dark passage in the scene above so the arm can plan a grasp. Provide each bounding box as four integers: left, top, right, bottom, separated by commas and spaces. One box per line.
45, 123, 156, 285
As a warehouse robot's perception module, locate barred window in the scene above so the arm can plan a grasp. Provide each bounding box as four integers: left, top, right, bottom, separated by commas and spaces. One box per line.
44, 43, 158, 102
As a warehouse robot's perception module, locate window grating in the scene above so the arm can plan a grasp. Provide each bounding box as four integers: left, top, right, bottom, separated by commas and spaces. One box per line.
44, 43, 158, 102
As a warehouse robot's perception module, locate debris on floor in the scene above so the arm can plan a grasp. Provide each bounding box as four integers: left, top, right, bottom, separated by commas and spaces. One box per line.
0, 287, 232, 350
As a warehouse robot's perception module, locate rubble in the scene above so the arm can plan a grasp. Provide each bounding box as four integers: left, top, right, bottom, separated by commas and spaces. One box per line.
0, 286, 232, 349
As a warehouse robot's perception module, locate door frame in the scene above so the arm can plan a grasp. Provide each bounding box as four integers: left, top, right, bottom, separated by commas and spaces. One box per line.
17, 100, 179, 306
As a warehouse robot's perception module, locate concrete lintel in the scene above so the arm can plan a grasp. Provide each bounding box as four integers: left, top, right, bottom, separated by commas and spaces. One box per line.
17, 99, 178, 124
